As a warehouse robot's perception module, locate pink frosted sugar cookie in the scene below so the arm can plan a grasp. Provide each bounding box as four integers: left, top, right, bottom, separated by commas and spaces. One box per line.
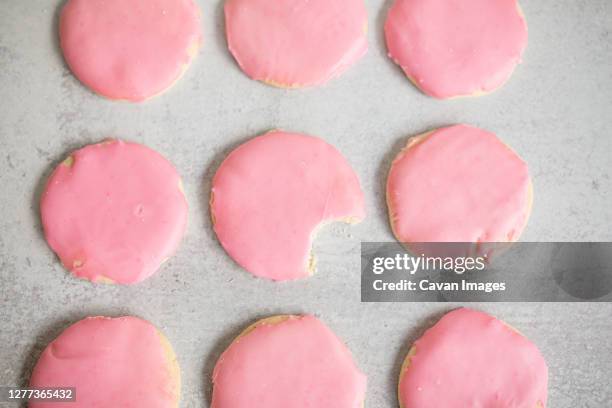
387, 125, 532, 243
41, 140, 188, 284
398, 308, 548, 408
211, 130, 365, 281
29, 316, 180, 408
385, 0, 528, 99
60, 0, 201, 101
212, 315, 367, 408
224, 0, 368, 88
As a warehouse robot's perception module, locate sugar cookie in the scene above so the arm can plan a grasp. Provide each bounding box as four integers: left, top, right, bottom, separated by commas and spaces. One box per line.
41, 140, 188, 284
60, 0, 201, 101
398, 308, 548, 408
385, 0, 528, 99
387, 125, 532, 243
211, 130, 365, 281
29, 316, 180, 408
224, 0, 368, 88
212, 315, 367, 408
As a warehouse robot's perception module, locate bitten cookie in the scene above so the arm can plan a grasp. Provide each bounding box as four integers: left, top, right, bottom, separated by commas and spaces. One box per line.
29, 316, 180, 408
398, 308, 548, 408
385, 0, 528, 99
60, 0, 201, 101
224, 0, 368, 88
40, 140, 188, 284
211, 315, 367, 408
387, 124, 532, 244
211, 130, 365, 281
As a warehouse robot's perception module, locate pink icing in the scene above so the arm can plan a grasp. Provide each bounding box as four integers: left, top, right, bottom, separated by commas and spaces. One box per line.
60, 0, 201, 101
385, 0, 528, 99
212, 315, 367, 408
387, 125, 531, 243
399, 308, 548, 407
211, 130, 365, 281
224, 0, 368, 87
29, 316, 179, 408
40, 140, 188, 284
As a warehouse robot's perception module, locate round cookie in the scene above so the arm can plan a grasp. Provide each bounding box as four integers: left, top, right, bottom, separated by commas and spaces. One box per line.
211, 130, 365, 281
398, 308, 548, 407
224, 0, 368, 88
387, 124, 532, 244
385, 0, 528, 99
211, 315, 367, 408
60, 0, 201, 101
41, 140, 188, 284
29, 316, 180, 408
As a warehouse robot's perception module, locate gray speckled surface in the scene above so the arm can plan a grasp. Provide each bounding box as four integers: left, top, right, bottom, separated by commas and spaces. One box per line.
1, 0, 612, 407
